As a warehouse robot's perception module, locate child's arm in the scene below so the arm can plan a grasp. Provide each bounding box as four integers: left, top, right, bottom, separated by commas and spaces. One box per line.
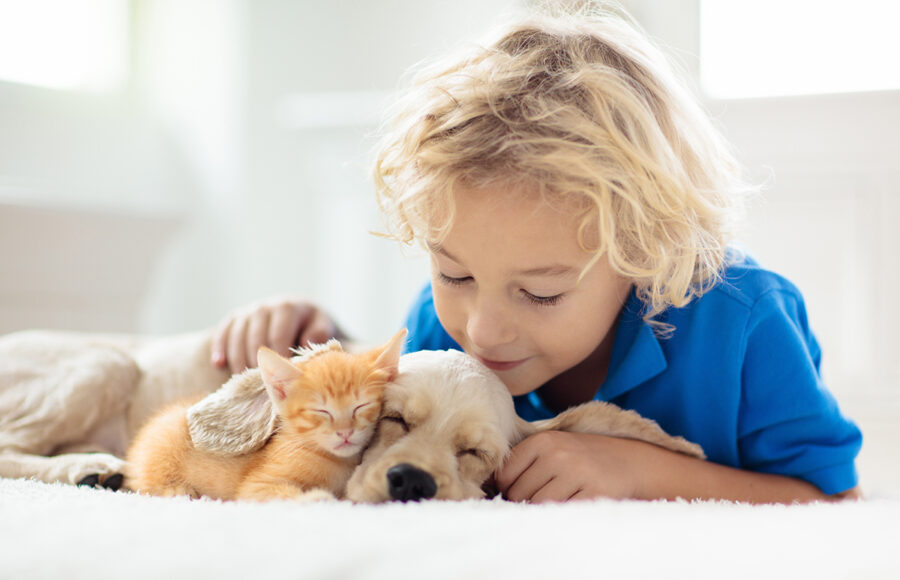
210, 297, 346, 374
495, 430, 861, 504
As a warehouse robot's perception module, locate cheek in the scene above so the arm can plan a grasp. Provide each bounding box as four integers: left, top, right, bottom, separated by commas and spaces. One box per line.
353, 406, 381, 429
361, 424, 404, 460
290, 411, 328, 432
431, 284, 466, 338
458, 456, 492, 482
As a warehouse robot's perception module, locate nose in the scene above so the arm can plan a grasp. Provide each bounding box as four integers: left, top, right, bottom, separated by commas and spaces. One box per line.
386, 463, 437, 502
466, 296, 515, 350
336, 428, 354, 441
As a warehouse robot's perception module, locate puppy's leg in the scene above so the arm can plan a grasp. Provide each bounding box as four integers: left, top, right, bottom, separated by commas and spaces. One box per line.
0, 450, 126, 486
532, 401, 705, 459
0, 331, 140, 484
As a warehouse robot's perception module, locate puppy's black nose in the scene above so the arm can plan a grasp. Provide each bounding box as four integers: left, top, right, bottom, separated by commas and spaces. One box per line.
386, 463, 437, 502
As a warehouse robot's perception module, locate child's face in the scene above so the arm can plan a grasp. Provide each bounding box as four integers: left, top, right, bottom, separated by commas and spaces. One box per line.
428, 184, 632, 397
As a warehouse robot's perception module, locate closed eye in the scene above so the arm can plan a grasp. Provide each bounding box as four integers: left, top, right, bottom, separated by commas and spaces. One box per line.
380, 414, 409, 432
457, 448, 488, 461
311, 409, 334, 420
521, 290, 565, 307
352, 402, 372, 418
437, 272, 472, 286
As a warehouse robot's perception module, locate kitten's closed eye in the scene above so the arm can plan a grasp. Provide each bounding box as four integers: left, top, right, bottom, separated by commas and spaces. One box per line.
352, 403, 373, 418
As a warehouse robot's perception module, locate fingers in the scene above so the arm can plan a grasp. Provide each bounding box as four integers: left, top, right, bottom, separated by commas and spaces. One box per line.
209, 298, 343, 374
497, 455, 577, 503
226, 312, 251, 374
495, 440, 545, 502
211, 316, 232, 369
298, 308, 336, 347
268, 301, 311, 357
495, 431, 585, 503
244, 307, 271, 370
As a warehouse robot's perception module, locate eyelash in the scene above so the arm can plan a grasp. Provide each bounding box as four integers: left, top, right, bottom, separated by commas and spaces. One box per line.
436, 273, 564, 307
523, 292, 564, 307
437, 273, 471, 287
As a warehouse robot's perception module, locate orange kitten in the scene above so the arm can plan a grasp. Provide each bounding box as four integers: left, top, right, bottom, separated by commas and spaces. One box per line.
124, 330, 405, 501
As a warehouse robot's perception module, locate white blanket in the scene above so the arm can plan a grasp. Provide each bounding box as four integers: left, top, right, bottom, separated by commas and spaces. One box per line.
2, 477, 898, 579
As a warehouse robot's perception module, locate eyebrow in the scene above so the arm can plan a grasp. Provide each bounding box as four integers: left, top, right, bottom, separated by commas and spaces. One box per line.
430, 244, 579, 278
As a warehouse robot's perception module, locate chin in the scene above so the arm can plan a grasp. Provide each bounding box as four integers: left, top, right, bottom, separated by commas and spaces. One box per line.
494, 371, 542, 398
330, 445, 362, 458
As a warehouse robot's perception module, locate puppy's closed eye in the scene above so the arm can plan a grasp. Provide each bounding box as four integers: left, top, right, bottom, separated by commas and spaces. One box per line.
457, 448, 488, 462
380, 414, 409, 433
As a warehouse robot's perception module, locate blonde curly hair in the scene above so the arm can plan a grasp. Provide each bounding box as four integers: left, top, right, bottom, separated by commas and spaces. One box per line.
373, 5, 752, 327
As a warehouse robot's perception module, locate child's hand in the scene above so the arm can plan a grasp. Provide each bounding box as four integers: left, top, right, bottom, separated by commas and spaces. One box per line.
211, 297, 344, 374
494, 430, 666, 503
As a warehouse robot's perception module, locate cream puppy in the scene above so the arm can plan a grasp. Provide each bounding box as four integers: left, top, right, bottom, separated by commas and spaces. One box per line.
343, 350, 704, 502
345, 350, 520, 502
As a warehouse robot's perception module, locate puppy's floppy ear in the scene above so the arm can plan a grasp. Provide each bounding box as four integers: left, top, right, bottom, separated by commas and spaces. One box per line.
369, 328, 407, 382
186, 368, 276, 455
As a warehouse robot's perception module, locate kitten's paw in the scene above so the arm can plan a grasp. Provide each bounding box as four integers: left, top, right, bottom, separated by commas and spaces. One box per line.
294, 488, 337, 503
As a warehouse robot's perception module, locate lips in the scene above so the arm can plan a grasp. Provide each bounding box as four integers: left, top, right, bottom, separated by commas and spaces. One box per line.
476, 356, 529, 372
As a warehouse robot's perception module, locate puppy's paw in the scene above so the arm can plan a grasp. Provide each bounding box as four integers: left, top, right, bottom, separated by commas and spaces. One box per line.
77, 472, 124, 491
58, 452, 126, 487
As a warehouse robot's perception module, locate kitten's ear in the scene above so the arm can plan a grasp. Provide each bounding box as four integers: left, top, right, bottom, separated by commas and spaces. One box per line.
258, 346, 302, 402
371, 328, 407, 382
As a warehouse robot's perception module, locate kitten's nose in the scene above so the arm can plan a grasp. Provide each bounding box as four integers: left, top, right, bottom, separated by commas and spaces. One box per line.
386, 463, 437, 502
336, 429, 354, 441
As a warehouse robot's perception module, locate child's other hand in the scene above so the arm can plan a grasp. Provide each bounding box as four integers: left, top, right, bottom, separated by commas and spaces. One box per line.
494, 430, 664, 503
211, 297, 343, 374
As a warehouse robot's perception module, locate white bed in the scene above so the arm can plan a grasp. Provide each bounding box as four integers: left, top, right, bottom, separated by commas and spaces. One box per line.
2, 476, 898, 580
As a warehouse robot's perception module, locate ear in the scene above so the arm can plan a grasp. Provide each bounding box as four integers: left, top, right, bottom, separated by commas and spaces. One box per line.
370, 328, 407, 383
186, 368, 276, 455
257, 346, 302, 404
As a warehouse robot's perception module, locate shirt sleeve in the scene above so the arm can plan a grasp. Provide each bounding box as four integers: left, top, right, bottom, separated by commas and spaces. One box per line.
737, 288, 862, 495
402, 283, 461, 354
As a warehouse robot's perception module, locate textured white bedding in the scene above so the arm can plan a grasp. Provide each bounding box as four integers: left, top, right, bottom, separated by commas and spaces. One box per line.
2, 477, 898, 580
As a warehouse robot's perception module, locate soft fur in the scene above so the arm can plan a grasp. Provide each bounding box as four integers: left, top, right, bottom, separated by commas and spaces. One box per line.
0, 329, 702, 498
190, 348, 704, 502
0, 330, 230, 486
345, 350, 704, 502
124, 332, 405, 501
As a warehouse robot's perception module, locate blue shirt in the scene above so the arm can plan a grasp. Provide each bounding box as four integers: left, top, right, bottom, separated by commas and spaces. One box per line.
402, 257, 862, 495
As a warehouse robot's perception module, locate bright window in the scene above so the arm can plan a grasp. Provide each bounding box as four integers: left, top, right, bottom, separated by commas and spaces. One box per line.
700, 0, 900, 98
0, 0, 129, 91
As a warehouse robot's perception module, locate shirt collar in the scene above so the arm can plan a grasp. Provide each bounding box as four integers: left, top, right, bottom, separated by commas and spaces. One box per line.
597, 289, 668, 401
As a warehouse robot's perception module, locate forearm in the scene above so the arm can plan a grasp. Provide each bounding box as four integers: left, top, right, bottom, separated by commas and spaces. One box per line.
635, 440, 859, 504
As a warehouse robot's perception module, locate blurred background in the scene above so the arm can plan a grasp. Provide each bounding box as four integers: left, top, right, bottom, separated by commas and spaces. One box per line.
1, 0, 898, 493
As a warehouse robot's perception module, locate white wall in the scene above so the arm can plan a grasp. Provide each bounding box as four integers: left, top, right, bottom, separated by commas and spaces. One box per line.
3, 0, 897, 377
0, 0, 522, 342
139, 0, 523, 342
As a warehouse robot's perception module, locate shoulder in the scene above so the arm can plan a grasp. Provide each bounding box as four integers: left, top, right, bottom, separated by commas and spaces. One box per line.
711, 253, 805, 310
658, 252, 815, 356
679, 252, 810, 331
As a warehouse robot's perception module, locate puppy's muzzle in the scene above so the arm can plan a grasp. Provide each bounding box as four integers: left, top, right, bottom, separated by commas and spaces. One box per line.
386, 463, 437, 502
